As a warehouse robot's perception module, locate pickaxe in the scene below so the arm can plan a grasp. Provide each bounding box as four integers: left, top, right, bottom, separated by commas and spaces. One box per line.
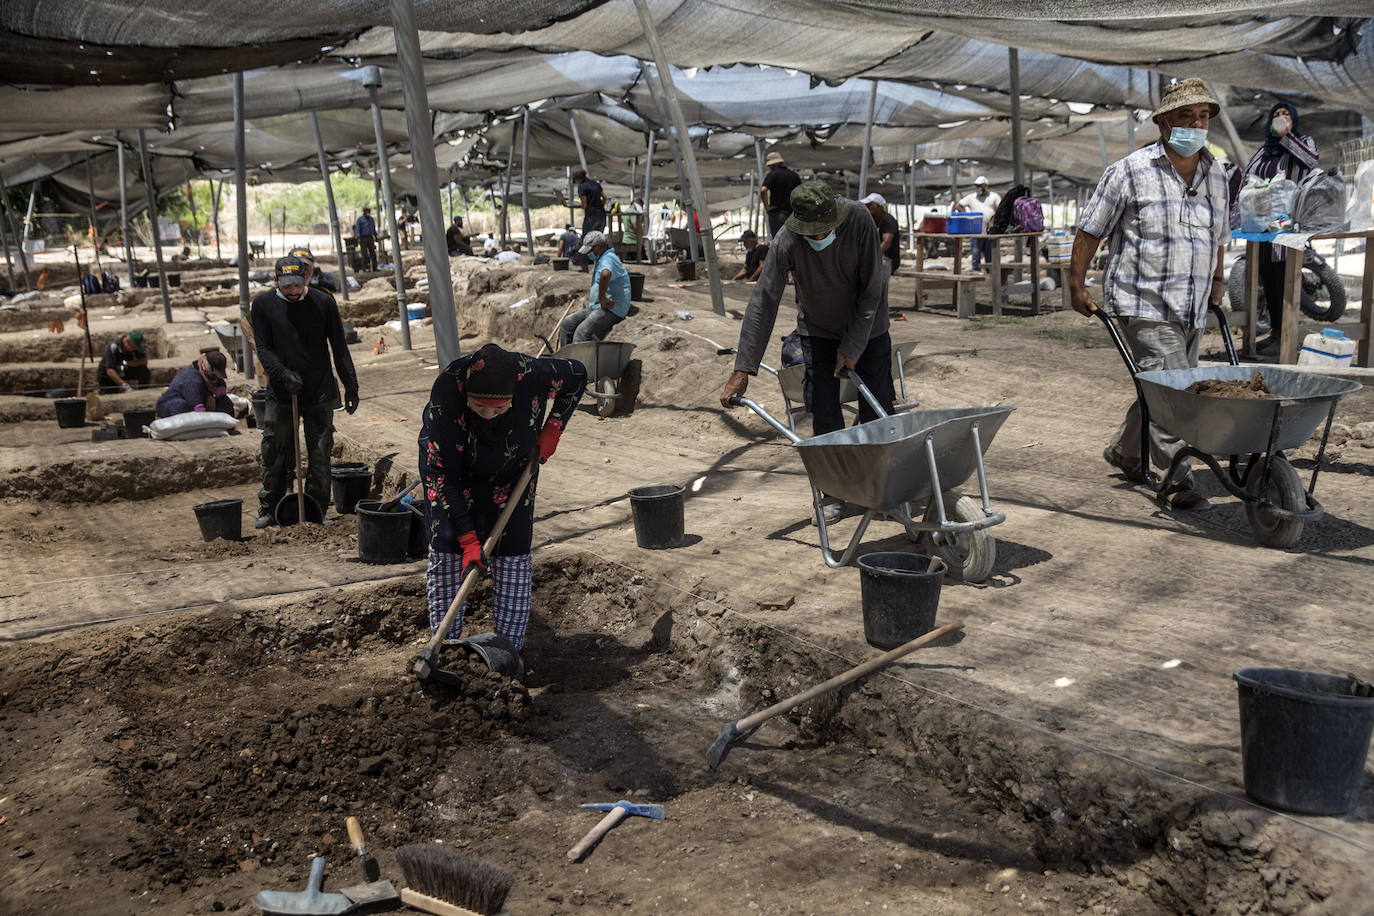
565, 800, 664, 862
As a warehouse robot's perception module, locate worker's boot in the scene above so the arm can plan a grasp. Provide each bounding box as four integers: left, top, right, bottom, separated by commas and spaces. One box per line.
255, 512, 276, 529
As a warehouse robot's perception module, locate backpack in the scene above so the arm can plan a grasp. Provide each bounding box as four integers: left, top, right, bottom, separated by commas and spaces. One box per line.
988, 184, 1029, 234
1292, 169, 1346, 233
1013, 197, 1044, 233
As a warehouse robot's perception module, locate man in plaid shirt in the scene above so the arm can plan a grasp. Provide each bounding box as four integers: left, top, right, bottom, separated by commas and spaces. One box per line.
1070, 78, 1230, 512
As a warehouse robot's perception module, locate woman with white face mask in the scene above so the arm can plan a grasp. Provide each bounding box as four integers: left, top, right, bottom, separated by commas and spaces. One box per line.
1242, 102, 1319, 356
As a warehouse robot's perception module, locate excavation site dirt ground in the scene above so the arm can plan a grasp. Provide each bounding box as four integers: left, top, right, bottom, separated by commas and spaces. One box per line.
2, 253, 1373, 915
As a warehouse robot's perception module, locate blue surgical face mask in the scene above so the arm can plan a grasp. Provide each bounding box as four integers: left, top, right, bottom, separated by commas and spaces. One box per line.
1167, 126, 1208, 157
805, 230, 836, 251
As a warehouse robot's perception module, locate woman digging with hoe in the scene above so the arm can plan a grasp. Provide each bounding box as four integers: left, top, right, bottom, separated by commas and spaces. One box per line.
419, 343, 587, 658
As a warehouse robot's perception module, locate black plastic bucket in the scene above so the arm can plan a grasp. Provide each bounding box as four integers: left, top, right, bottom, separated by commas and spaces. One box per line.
407, 501, 430, 559
456, 632, 525, 682
675, 260, 696, 281
552, 258, 570, 271
330, 465, 373, 514
356, 499, 413, 564
628, 271, 645, 301
629, 484, 685, 549
166, 272, 181, 287
1233, 668, 1374, 815
54, 398, 86, 428
193, 498, 242, 542
123, 408, 157, 438
132, 275, 150, 288
857, 552, 946, 650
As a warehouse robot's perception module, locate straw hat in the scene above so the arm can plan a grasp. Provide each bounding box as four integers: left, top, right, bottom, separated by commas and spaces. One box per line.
1152, 78, 1220, 118
764, 151, 785, 167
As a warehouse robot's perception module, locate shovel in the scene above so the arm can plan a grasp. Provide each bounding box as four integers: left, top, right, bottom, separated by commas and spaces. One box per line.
252, 856, 352, 915
411, 452, 539, 690
275, 392, 324, 526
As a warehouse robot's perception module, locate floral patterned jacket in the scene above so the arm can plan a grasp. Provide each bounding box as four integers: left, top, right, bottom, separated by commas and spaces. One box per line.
419, 351, 587, 556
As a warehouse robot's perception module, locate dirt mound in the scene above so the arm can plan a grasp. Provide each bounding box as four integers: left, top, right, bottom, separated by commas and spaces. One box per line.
1186, 371, 1278, 399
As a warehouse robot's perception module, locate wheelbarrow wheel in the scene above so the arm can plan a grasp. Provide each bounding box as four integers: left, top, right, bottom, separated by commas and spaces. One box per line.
924, 493, 996, 583
614, 358, 641, 417
1244, 455, 1305, 548
594, 377, 620, 417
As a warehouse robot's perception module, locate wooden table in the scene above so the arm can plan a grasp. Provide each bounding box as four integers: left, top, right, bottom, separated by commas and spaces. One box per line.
912, 231, 1044, 317
1234, 229, 1374, 367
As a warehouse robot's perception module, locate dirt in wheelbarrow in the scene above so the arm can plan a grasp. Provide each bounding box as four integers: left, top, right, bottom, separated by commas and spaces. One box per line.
1185, 371, 1279, 399
0, 556, 1164, 916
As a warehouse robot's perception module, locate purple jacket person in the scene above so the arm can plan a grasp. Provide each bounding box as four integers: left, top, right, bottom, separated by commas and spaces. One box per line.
157, 351, 233, 418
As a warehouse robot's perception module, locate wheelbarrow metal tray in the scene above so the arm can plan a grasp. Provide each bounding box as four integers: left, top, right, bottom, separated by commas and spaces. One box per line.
1136, 367, 1361, 457
555, 340, 635, 381
794, 406, 1014, 510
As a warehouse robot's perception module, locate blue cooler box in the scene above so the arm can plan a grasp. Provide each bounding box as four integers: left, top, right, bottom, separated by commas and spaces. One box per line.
948, 213, 984, 234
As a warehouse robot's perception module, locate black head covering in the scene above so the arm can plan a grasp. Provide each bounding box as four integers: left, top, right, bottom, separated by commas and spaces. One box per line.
464, 344, 518, 444
1263, 101, 1301, 153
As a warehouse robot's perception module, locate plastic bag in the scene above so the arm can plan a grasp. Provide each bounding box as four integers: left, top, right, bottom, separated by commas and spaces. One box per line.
148, 411, 238, 441
1238, 177, 1298, 232
1292, 170, 1346, 233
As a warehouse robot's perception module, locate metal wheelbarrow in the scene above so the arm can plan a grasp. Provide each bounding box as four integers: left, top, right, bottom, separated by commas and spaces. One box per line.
557, 340, 639, 417
731, 373, 1013, 582
1095, 307, 1362, 548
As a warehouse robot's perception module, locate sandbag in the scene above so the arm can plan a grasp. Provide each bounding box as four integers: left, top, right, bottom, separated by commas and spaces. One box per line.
148, 411, 238, 441
1292, 169, 1346, 233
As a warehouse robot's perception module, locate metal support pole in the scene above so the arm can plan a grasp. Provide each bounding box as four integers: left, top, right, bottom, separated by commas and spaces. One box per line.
1125, 69, 1136, 152
521, 107, 534, 253
949, 160, 957, 205
858, 79, 878, 198
565, 165, 576, 226
754, 139, 767, 239
1, 171, 33, 291
136, 128, 173, 324
117, 140, 136, 285
908, 146, 917, 252
642, 64, 696, 260
446, 176, 454, 222
567, 110, 589, 174
183, 163, 200, 258
1009, 48, 1024, 187
364, 74, 412, 352
1096, 122, 1111, 174
501, 120, 516, 245
211, 177, 224, 261
233, 73, 253, 377
0, 182, 15, 292
310, 111, 350, 301
390, 0, 459, 363
642, 129, 655, 261
84, 156, 102, 270
633, 0, 725, 314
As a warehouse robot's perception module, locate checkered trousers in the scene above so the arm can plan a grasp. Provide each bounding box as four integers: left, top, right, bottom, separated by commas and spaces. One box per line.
426, 548, 534, 650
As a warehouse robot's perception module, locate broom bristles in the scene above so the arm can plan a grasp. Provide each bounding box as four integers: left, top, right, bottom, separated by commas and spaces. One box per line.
394, 844, 514, 915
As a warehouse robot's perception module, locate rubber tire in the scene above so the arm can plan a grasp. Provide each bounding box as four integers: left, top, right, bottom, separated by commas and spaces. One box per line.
1244, 455, 1306, 549
923, 493, 996, 583
1227, 256, 1346, 326
614, 359, 642, 417
1299, 260, 1346, 322
594, 377, 619, 417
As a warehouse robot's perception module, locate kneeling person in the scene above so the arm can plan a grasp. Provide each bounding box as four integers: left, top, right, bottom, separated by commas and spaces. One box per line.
157, 350, 232, 417
559, 230, 630, 346
420, 344, 587, 651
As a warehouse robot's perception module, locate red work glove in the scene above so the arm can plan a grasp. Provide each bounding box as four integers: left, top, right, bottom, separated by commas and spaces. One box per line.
537, 424, 563, 464
458, 531, 487, 579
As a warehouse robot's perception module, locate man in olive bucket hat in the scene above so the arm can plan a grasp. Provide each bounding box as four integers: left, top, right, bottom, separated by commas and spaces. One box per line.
1069, 77, 1228, 512
721, 180, 894, 524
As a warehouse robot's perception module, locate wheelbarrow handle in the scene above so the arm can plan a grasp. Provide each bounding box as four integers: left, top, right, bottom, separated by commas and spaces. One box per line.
837, 368, 890, 418
1209, 305, 1242, 367
730, 394, 803, 444
1092, 308, 1140, 377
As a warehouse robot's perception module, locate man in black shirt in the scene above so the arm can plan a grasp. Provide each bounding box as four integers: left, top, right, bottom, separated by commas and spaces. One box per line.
861, 193, 901, 279
573, 168, 606, 266
354, 207, 378, 271
250, 257, 360, 528
760, 151, 802, 239
445, 216, 473, 256
732, 230, 769, 281
97, 331, 149, 393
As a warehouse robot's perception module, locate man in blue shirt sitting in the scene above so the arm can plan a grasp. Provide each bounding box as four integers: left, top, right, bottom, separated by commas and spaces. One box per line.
559, 231, 630, 345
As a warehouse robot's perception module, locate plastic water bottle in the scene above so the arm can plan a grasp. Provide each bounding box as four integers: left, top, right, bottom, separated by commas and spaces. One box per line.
1297, 328, 1355, 367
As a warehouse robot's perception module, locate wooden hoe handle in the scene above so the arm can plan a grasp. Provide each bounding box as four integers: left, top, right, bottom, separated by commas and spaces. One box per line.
566, 806, 629, 862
